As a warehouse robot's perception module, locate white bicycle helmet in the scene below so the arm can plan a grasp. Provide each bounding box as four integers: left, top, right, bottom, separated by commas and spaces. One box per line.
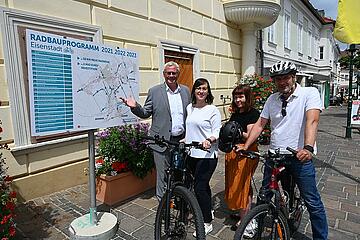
269, 61, 297, 78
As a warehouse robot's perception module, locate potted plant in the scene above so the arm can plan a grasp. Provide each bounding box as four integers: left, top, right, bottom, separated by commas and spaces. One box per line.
236, 74, 275, 145
95, 122, 155, 205
0, 120, 16, 238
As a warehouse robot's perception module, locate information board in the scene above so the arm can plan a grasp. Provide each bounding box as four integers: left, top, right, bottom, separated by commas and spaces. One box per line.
351, 100, 360, 125
26, 30, 139, 136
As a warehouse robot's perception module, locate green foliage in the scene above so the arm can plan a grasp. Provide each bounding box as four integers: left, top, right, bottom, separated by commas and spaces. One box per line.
236, 74, 275, 144
339, 53, 360, 69
96, 123, 154, 179
0, 120, 16, 239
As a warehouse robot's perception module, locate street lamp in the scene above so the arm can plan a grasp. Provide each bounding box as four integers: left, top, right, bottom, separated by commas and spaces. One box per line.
345, 44, 356, 138
356, 71, 360, 100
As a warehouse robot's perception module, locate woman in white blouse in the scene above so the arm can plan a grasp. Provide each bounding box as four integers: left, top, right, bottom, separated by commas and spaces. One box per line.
185, 78, 221, 236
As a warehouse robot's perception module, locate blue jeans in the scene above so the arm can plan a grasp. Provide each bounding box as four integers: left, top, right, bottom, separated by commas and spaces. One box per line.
260, 156, 328, 240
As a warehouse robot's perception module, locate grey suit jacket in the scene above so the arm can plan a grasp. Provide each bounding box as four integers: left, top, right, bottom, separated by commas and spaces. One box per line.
131, 82, 191, 151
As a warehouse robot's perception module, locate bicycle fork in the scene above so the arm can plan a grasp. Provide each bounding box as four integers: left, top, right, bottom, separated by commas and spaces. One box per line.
270, 166, 287, 240
164, 169, 172, 234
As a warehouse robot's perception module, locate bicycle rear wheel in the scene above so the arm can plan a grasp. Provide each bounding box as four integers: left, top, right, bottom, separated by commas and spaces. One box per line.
155, 185, 205, 240
234, 204, 290, 240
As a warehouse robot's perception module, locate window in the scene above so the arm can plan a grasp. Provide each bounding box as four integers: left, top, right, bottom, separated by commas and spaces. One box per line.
298, 23, 303, 53
284, 13, 290, 49
312, 26, 316, 57
0, 8, 102, 147
319, 46, 324, 59
268, 24, 275, 43
308, 30, 312, 57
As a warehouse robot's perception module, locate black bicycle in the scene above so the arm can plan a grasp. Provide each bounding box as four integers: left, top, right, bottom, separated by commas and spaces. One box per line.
143, 135, 206, 240
234, 147, 306, 240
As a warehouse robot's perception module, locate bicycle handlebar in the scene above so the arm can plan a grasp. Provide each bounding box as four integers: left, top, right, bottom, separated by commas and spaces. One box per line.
142, 135, 207, 151
285, 147, 298, 155
239, 147, 298, 160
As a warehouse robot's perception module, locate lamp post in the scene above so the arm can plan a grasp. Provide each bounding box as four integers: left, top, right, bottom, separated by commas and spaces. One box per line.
356, 71, 360, 100
345, 44, 356, 138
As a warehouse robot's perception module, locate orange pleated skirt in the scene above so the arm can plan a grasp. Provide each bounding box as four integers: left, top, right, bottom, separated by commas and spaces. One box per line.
224, 143, 259, 210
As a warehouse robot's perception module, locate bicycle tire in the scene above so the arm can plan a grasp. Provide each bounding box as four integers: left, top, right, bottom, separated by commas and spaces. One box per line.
154, 185, 205, 240
234, 204, 290, 240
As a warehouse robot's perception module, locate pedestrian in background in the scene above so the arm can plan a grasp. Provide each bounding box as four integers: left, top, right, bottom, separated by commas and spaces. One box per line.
120, 61, 191, 201
224, 84, 260, 231
185, 78, 221, 236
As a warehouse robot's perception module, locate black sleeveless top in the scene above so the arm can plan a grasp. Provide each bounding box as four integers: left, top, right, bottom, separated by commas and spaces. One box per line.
229, 108, 260, 142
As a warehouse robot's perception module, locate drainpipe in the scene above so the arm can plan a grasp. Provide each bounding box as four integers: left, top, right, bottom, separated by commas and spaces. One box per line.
259, 29, 264, 75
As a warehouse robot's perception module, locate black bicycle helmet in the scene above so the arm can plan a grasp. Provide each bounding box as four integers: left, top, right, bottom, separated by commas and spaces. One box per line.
218, 121, 243, 153
269, 61, 297, 78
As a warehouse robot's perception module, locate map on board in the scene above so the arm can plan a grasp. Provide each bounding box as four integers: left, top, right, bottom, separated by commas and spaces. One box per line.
26, 29, 139, 136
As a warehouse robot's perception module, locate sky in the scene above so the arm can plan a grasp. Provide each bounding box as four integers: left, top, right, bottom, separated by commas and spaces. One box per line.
309, 0, 348, 50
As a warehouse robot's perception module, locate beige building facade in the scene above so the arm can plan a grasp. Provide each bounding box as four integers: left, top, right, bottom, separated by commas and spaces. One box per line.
0, 0, 280, 200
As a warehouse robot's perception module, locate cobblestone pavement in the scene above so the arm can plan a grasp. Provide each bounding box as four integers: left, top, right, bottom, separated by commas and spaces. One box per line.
14, 106, 360, 239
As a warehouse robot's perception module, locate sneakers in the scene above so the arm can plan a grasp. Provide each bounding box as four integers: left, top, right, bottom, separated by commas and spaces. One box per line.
211, 209, 215, 220
193, 223, 213, 237
243, 219, 257, 238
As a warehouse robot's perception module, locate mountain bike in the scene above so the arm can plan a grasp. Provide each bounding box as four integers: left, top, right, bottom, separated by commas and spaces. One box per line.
234, 147, 306, 240
143, 135, 206, 240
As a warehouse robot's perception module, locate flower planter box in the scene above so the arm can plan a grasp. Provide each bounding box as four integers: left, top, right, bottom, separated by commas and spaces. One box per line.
96, 170, 156, 206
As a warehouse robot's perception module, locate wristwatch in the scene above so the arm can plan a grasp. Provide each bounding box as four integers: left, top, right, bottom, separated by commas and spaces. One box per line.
303, 145, 314, 153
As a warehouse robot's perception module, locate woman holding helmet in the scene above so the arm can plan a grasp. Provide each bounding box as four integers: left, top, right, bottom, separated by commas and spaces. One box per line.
221, 84, 260, 232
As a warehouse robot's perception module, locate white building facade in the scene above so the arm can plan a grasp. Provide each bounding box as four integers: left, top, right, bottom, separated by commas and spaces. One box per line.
262, 0, 340, 108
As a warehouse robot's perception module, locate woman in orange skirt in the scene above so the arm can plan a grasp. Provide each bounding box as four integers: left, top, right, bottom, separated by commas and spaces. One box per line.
224, 84, 260, 230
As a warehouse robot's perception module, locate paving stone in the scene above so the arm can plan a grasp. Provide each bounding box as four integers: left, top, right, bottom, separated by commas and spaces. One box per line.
326, 207, 347, 220
328, 228, 357, 240
337, 219, 360, 235
132, 224, 154, 240
322, 188, 348, 198
121, 203, 154, 220
347, 212, 360, 224
132, 196, 158, 210
322, 197, 341, 210
117, 215, 143, 234
115, 228, 137, 240
341, 202, 360, 215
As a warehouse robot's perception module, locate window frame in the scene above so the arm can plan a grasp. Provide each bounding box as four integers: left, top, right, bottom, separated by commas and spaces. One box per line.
268, 24, 275, 44
284, 13, 290, 49
0, 7, 102, 148
297, 22, 303, 53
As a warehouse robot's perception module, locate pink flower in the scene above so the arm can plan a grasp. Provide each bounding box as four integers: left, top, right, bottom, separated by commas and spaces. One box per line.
9, 191, 16, 198
9, 226, 16, 236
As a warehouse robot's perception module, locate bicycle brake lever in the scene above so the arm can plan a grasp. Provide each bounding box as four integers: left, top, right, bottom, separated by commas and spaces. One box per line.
239, 150, 259, 159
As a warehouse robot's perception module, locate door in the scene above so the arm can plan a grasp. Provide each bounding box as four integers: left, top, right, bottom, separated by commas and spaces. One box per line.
164, 50, 194, 91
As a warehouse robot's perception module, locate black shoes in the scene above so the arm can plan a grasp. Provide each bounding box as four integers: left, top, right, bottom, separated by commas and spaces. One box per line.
230, 220, 241, 231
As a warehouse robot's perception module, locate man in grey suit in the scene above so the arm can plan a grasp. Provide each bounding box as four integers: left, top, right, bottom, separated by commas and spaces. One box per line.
121, 61, 191, 200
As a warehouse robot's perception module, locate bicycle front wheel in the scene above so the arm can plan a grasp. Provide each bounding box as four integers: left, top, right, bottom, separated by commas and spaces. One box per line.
155, 185, 205, 240
234, 204, 290, 240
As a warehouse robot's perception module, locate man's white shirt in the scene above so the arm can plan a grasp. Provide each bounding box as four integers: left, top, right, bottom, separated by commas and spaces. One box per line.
260, 83, 322, 153
166, 85, 184, 136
